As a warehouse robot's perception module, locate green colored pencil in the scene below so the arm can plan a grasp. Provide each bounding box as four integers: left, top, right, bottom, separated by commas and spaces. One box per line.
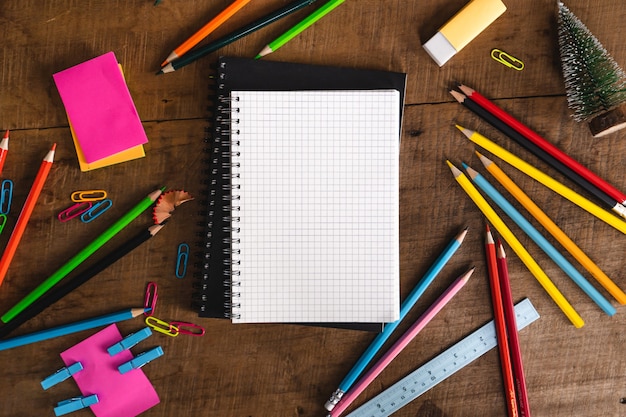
255, 0, 345, 59
1, 188, 164, 323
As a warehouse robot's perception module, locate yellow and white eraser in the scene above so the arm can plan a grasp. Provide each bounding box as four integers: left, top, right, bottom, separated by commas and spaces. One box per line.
422, 0, 507, 66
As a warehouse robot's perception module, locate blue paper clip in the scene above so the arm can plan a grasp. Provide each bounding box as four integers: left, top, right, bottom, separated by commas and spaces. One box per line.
175, 243, 189, 278
58, 201, 93, 222
41, 362, 84, 390
0, 214, 6, 235
54, 394, 99, 416
107, 327, 153, 356
0, 179, 13, 214
118, 346, 164, 374
80, 198, 112, 223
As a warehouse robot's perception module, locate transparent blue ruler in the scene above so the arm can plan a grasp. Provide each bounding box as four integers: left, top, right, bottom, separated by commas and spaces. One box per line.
346, 298, 540, 417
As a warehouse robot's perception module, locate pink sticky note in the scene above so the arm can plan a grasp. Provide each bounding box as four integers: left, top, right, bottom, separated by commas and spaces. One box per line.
60, 324, 160, 417
53, 52, 149, 163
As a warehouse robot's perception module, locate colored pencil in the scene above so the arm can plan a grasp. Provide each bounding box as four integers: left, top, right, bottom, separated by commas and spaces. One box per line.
255, 0, 345, 59
450, 90, 626, 218
328, 267, 475, 417
446, 160, 584, 328
465, 164, 615, 316
0, 224, 165, 339
0, 144, 56, 288
0, 130, 9, 175
158, 0, 318, 74
496, 239, 531, 417
0, 307, 147, 352
161, 0, 253, 66
456, 125, 626, 235
485, 225, 518, 417
479, 152, 626, 305
1, 188, 165, 323
457, 84, 626, 205
324, 227, 468, 411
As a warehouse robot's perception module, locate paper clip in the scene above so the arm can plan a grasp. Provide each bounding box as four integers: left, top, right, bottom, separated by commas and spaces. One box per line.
145, 316, 179, 337
80, 198, 112, 223
0, 179, 13, 214
175, 243, 189, 278
58, 202, 93, 222
144, 282, 158, 317
491, 49, 524, 71
170, 321, 206, 337
54, 394, 99, 416
107, 327, 153, 356
118, 346, 164, 374
41, 362, 84, 390
0, 214, 6, 235
70, 189, 107, 202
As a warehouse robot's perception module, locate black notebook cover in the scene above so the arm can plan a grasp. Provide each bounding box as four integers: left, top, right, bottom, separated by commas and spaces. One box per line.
194, 56, 406, 331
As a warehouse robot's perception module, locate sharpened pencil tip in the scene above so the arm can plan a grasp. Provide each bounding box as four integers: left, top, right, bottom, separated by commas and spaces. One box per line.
461, 162, 469, 170
457, 227, 469, 243
51, 143, 57, 151
2, 130, 8, 139
155, 69, 164, 76
254, 54, 261, 60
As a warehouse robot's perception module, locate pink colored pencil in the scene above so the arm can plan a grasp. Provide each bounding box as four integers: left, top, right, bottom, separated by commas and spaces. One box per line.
328, 267, 475, 417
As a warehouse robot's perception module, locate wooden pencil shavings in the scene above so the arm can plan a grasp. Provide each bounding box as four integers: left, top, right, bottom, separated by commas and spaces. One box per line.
152, 190, 193, 224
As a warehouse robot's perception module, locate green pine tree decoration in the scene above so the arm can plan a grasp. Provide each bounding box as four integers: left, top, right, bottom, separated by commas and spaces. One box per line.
557, 2, 626, 137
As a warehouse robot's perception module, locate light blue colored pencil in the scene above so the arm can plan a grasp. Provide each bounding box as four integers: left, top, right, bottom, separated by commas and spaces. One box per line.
324, 228, 468, 411
463, 163, 615, 316
0, 307, 148, 351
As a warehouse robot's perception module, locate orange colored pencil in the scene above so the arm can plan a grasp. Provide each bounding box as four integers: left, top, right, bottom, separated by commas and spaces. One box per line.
0, 130, 9, 175
0, 144, 56, 287
485, 224, 518, 417
161, 0, 253, 66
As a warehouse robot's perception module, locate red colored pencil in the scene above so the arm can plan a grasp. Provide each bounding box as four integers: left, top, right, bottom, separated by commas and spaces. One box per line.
485, 224, 518, 417
497, 239, 531, 417
458, 84, 626, 205
0, 144, 56, 287
0, 130, 9, 175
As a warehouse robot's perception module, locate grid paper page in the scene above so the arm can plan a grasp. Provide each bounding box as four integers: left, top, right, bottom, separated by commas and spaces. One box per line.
231, 90, 400, 324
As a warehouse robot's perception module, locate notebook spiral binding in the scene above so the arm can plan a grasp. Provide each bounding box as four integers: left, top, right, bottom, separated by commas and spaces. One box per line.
193, 61, 242, 318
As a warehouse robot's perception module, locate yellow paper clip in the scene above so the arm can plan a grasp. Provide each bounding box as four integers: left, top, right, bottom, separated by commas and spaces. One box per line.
491, 49, 524, 71
71, 189, 108, 202
145, 316, 179, 337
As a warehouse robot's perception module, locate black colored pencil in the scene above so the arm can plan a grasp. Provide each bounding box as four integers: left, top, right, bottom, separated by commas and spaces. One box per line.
450, 89, 626, 217
0, 224, 164, 339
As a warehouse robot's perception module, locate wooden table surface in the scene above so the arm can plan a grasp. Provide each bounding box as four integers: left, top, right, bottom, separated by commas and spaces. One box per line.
1, 1, 626, 416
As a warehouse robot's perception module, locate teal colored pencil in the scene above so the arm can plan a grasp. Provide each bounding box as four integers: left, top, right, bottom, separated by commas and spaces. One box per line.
1, 188, 164, 323
255, 0, 345, 59
0, 308, 147, 351
463, 164, 615, 316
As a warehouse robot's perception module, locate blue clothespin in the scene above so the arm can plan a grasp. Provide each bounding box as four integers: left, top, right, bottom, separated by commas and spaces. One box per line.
41, 362, 83, 390
118, 346, 164, 374
107, 327, 152, 356
54, 394, 99, 416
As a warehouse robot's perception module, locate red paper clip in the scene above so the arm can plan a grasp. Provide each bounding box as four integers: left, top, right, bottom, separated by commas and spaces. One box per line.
144, 282, 158, 316
58, 202, 93, 222
170, 321, 205, 336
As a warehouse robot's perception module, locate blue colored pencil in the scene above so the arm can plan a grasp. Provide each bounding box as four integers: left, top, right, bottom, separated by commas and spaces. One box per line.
324, 228, 468, 411
0, 307, 148, 351
464, 163, 615, 316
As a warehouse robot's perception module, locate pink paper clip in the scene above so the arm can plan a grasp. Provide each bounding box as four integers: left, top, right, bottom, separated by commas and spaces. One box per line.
58, 201, 93, 222
144, 282, 158, 316
170, 321, 205, 337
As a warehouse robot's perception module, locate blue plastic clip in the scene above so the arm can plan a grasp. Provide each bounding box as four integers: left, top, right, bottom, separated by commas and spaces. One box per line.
80, 198, 112, 223
175, 243, 189, 278
0, 179, 13, 214
41, 362, 84, 390
118, 346, 164, 374
107, 327, 153, 356
54, 394, 99, 416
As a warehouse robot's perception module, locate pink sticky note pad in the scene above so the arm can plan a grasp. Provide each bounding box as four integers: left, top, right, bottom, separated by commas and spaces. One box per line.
53, 52, 149, 163
60, 324, 160, 417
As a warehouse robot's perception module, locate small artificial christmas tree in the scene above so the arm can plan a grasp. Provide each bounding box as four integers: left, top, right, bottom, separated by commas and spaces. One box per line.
557, 1, 626, 137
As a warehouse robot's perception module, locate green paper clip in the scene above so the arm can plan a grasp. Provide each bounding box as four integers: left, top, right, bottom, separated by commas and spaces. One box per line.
0, 214, 6, 235
491, 49, 524, 71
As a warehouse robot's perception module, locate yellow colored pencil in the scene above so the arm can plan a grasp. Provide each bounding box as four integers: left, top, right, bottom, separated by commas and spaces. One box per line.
477, 151, 626, 305
446, 160, 584, 328
456, 125, 626, 235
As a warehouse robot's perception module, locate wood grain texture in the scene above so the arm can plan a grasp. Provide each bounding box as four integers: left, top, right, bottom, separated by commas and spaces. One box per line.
1, 1, 626, 416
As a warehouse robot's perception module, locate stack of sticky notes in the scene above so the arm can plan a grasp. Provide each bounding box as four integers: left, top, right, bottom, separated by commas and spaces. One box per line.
53, 52, 148, 171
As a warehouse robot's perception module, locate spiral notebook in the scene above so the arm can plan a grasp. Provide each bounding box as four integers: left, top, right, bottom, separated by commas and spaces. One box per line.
195, 57, 406, 326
